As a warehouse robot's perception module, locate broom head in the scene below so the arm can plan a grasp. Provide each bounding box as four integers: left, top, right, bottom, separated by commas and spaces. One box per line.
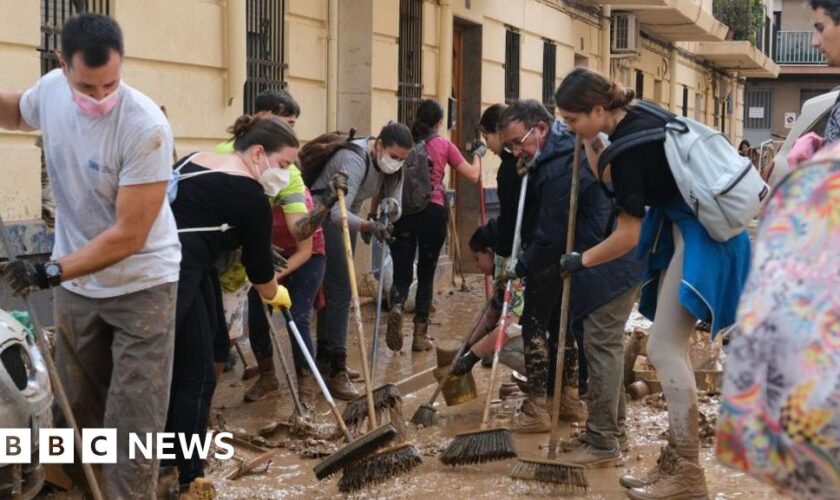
439, 427, 517, 466
338, 443, 422, 493
410, 403, 438, 428
313, 423, 397, 480
342, 384, 402, 429
510, 456, 588, 493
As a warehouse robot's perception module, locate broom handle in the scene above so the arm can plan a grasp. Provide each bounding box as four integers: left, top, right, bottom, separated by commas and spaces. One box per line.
480, 173, 529, 429
280, 307, 354, 443
446, 200, 466, 288
262, 306, 305, 417
369, 206, 389, 378
336, 188, 378, 427
547, 135, 582, 459
0, 214, 104, 500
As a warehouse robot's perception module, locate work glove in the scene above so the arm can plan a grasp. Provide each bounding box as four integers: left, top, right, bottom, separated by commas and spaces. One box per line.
469, 140, 487, 159
515, 157, 529, 177
361, 213, 377, 245
329, 171, 349, 196
493, 257, 519, 294
271, 245, 289, 271
0, 260, 49, 297
451, 350, 481, 377
261, 285, 292, 311
371, 221, 394, 243
558, 252, 585, 274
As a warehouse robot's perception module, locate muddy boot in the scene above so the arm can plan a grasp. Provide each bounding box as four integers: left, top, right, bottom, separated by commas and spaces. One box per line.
179, 478, 216, 500
326, 355, 361, 401
511, 396, 551, 433
346, 366, 362, 382
558, 391, 588, 423
411, 321, 434, 352
619, 445, 677, 489
386, 303, 404, 352
298, 370, 318, 414
554, 441, 624, 468
244, 357, 280, 402
625, 456, 709, 500
157, 466, 179, 500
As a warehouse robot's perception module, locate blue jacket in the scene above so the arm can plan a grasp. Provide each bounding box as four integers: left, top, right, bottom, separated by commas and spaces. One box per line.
637, 196, 750, 338
517, 121, 645, 323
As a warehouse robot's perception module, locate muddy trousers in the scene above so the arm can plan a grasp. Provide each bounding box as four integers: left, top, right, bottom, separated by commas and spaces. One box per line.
53, 283, 177, 500
388, 202, 448, 324
577, 285, 639, 451
646, 224, 700, 462
316, 221, 357, 368
248, 255, 325, 373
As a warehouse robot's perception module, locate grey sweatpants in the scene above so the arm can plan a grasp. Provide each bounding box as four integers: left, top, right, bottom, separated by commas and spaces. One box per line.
53, 283, 177, 499
645, 224, 700, 461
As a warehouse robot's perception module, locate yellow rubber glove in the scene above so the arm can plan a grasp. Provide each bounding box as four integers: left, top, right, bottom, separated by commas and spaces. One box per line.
260, 285, 292, 311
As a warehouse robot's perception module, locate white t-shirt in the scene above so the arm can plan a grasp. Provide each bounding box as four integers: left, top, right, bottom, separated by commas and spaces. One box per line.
20, 69, 181, 298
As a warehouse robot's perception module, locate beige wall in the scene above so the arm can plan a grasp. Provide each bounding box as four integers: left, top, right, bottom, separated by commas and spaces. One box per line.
780, 0, 814, 31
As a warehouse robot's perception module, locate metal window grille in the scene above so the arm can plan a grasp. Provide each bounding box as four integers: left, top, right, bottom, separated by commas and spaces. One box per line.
505, 28, 520, 104
744, 89, 773, 130
542, 39, 557, 110
244, 0, 287, 115
39, 0, 110, 75
398, 0, 423, 125
613, 14, 629, 49
635, 70, 644, 100
800, 88, 830, 108
682, 85, 688, 117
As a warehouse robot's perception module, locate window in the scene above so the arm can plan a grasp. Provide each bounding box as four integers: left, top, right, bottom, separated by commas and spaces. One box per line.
244, 0, 287, 114
635, 70, 644, 100
542, 40, 557, 110
39, 0, 110, 75
505, 28, 520, 104
744, 89, 773, 130
682, 85, 689, 117
694, 92, 704, 121
398, 0, 423, 124
800, 88, 831, 108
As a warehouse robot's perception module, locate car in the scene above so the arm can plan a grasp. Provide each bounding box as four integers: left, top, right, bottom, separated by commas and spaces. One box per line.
0, 309, 52, 499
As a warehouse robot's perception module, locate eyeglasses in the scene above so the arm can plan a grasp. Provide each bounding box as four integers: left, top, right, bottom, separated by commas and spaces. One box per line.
507, 127, 535, 152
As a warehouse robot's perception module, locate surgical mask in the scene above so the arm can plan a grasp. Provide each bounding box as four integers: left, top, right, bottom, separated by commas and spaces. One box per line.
378, 154, 404, 174
69, 82, 121, 118
258, 155, 291, 197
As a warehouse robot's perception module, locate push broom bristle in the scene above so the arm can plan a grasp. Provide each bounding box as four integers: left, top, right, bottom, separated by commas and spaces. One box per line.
410, 403, 438, 428
342, 384, 403, 430
439, 428, 517, 466
313, 423, 397, 480
510, 458, 588, 493
338, 443, 422, 493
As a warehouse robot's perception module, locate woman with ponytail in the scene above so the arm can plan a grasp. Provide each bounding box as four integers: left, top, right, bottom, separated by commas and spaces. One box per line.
386, 99, 483, 352
554, 68, 750, 499
166, 114, 298, 492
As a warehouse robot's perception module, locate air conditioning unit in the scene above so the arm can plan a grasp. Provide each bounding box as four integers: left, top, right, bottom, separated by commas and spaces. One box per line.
611, 13, 640, 53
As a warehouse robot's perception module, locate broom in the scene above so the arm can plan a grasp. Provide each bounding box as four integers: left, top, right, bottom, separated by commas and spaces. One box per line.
334, 186, 421, 488
0, 214, 105, 500
411, 295, 493, 427
342, 198, 403, 432
438, 173, 531, 466
265, 307, 398, 480
509, 135, 588, 492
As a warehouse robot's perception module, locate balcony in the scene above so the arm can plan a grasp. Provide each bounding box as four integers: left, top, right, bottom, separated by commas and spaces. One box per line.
774, 31, 825, 65
602, 0, 727, 42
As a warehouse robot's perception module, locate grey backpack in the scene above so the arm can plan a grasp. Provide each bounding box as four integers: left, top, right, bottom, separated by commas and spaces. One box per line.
400, 136, 436, 216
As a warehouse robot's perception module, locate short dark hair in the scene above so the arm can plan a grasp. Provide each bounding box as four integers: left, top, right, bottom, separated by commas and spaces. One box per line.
378, 122, 413, 149
255, 89, 301, 118
498, 99, 553, 131
469, 220, 497, 253
479, 104, 507, 133
811, 1, 840, 24
61, 14, 124, 68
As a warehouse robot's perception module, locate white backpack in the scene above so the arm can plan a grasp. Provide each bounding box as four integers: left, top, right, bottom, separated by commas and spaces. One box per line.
598, 101, 770, 242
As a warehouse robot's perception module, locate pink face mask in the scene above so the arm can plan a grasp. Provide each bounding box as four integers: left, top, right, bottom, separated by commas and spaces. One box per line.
69, 83, 121, 118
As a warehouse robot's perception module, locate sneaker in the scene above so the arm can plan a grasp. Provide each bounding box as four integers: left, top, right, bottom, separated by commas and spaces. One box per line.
326, 370, 361, 401
561, 435, 629, 455
511, 397, 551, 433
619, 445, 677, 489
555, 442, 624, 468
298, 371, 319, 414
625, 456, 709, 500
244, 373, 280, 402
386, 304, 404, 352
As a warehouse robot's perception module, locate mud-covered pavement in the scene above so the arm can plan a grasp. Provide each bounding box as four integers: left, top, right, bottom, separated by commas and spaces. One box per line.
207, 276, 782, 499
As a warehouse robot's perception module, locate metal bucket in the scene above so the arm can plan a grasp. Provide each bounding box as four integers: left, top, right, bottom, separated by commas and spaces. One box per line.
434, 366, 477, 406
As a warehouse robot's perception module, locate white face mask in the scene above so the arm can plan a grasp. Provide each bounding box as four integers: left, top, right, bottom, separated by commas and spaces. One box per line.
378, 153, 404, 174
258, 155, 291, 197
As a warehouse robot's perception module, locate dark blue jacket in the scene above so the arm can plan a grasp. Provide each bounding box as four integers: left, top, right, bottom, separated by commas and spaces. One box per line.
516, 120, 645, 323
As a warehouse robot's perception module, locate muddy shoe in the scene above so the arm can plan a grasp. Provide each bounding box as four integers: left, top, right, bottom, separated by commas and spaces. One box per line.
620, 445, 677, 489
386, 304, 404, 351
298, 371, 318, 414
412, 321, 434, 352
511, 397, 551, 433
555, 442, 624, 468
346, 366, 362, 382
179, 478, 216, 500
558, 392, 588, 423
244, 373, 280, 402
326, 370, 361, 401
625, 456, 709, 500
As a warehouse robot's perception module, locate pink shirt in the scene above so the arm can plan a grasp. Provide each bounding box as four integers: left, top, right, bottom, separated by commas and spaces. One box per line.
425, 136, 467, 206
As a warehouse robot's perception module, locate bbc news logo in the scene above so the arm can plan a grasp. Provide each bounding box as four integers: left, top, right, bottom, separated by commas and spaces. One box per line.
0, 429, 234, 464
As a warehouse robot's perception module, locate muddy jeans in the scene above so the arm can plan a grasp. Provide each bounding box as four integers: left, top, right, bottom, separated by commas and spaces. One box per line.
316, 220, 357, 367
578, 285, 639, 451
646, 224, 700, 462
53, 283, 177, 499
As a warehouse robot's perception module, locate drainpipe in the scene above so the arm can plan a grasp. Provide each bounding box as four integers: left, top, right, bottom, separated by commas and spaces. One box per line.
729, 73, 738, 143
225, 0, 246, 107
327, 0, 338, 130
437, 0, 453, 135
669, 46, 678, 112
601, 5, 611, 76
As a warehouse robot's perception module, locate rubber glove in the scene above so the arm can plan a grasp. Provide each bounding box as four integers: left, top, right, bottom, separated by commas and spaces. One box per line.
261, 285, 292, 311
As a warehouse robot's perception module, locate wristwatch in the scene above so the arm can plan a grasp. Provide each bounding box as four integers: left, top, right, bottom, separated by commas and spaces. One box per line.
43, 260, 63, 287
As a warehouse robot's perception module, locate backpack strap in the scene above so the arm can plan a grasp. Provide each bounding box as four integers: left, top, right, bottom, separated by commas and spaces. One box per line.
597, 128, 666, 181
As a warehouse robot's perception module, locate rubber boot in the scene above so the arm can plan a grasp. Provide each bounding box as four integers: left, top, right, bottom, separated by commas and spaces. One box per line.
411, 320, 434, 352
244, 356, 280, 402
298, 369, 318, 415
625, 456, 709, 500
326, 355, 361, 401
620, 445, 677, 489
386, 303, 404, 352
511, 396, 551, 433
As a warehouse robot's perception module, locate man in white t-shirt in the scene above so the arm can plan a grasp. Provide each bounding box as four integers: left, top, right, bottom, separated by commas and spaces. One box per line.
0, 14, 180, 498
